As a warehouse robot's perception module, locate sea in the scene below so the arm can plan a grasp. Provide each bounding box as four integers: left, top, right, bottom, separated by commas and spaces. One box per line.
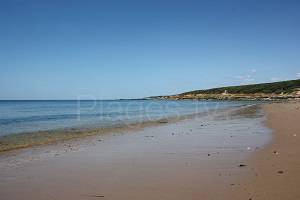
0, 100, 263, 137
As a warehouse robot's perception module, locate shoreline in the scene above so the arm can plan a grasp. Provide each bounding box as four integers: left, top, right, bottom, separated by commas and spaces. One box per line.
222, 100, 300, 199
143, 94, 299, 101
0, 105, 259, 166
0, 103, 273, 200
223, 101, 300, 200
3, 101, 299, 199
0, 104, 257, 152
0, 113, 199, 152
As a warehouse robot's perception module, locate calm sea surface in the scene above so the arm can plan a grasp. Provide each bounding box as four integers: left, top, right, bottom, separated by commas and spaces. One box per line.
0, 100, 262, 136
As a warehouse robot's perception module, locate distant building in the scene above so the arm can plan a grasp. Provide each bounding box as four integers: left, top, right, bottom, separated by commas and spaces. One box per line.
222, 90, 228, 95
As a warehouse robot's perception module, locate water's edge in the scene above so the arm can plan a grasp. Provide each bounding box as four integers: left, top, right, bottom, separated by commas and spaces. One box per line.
0, 104, 264, 152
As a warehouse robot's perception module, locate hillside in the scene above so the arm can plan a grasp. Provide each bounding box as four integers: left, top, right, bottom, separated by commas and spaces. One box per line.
144, 79, 300, 101
182, 79, 300, 95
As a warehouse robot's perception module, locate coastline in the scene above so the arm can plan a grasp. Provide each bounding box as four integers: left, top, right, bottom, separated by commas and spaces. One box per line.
0, 113, 198, 152
0, 104, 255, 152
0, 105, 260, 167
2, 101, 298, 199
223, 100, 300, 200
143, 94, 300, 101
1, 100, 298, 200
0, 103, 273, 199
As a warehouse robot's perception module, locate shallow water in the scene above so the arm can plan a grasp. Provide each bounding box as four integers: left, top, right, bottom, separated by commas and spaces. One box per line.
0, 100, 263, 136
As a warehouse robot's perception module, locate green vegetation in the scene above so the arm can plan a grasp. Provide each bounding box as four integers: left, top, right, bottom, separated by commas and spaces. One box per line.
182, 79, 300, 95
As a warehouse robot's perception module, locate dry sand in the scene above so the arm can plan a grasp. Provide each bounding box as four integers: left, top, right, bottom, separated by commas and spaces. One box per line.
223, 101, 300, 200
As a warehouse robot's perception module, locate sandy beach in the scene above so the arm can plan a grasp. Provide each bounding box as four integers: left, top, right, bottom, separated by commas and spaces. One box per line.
0, 101, 299, 199
223, 100, 300, 200
2, 0, 299, 199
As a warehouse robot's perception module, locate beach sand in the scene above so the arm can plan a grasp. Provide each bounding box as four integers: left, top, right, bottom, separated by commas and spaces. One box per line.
0, 102, 299, 199
223, 100, 300, 200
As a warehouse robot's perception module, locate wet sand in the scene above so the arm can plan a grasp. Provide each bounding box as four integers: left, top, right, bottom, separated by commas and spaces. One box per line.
223, 101, 300, 200
0, 105, 273, 199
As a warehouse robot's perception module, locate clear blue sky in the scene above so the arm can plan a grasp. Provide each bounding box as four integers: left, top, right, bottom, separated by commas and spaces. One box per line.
1, 0, 300, 100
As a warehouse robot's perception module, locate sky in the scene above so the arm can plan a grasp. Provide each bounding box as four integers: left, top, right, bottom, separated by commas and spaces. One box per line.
0, 0, 300, 100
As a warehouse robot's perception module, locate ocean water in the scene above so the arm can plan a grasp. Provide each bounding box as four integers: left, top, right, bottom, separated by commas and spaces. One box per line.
0, 100, 261, 136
